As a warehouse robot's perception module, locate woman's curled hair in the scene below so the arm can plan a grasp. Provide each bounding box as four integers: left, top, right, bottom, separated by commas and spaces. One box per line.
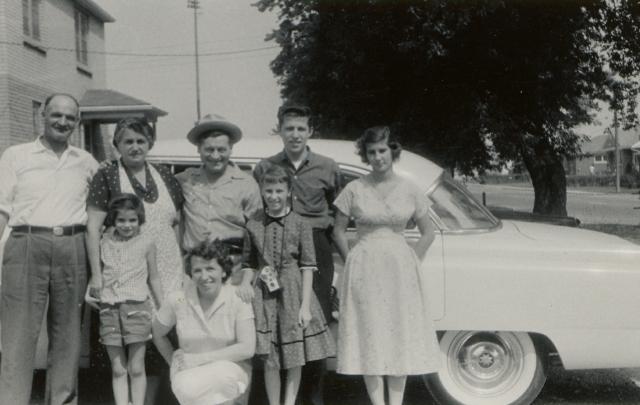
184, 239, 234, 282
356, 125, 402, 164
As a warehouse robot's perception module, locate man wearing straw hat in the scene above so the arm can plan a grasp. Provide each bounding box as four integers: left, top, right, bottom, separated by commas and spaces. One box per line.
177, 114, 262, 256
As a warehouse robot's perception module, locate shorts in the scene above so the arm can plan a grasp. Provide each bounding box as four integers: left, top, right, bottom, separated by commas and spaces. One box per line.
99, 300, 152, 347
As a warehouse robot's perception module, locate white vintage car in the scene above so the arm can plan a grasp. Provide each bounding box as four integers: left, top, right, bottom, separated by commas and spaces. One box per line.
145, 137, 640, 405
2, 137, 638, 405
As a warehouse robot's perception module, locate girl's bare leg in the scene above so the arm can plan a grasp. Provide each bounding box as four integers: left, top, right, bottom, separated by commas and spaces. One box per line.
264, 366, 281, 405
106, 346, 129, 405
127, 342, 147, 405
386, 375, 407, 405
363, 375, 386, 405
283, 366, 302, 405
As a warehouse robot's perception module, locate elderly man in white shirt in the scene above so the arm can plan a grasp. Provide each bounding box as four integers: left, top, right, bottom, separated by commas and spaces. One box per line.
0, 93, 98, 405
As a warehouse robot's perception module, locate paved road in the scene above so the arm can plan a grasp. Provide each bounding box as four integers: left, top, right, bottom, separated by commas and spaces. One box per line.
467, 183, 640, 225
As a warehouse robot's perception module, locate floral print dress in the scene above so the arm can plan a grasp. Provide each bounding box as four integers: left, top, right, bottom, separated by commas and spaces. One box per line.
334, 176, 440, 375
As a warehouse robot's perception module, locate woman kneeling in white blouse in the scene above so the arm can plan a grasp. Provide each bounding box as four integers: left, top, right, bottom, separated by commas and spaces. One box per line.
152, 239, 256, 405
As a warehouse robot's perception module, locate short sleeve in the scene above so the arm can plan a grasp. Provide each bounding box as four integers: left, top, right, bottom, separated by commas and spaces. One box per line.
87, 165, 117, 211
0, 149, 17, 218
155, 292, 178, 328
242, 179, 263, 221
412, 182, 430, 219
333, 182, 354, 217
234, 296, 255, 322
241, 228, 259, 269
86, 155, 99, 178
298, 217, 317, 269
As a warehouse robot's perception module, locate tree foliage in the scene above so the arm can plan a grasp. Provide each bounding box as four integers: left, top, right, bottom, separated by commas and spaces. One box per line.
256, 0, 640, 215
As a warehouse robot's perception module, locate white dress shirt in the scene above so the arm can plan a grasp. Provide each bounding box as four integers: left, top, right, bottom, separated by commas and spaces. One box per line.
0, 138, 98, 227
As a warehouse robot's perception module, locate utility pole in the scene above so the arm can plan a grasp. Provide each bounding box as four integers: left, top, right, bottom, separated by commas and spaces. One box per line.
187, 0, 201, 121
614, 109, 620, 193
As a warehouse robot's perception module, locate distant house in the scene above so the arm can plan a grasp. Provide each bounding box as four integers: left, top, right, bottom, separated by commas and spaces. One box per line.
80, 89, 168, 160
567, 127, 640, 176
0, 0, 115, 154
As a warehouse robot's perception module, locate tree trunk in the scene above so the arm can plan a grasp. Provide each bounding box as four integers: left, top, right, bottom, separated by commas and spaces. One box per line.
519, 136, 568, 216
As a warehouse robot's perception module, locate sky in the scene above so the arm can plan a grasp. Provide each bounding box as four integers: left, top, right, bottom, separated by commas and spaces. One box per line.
100, 0, 282, 140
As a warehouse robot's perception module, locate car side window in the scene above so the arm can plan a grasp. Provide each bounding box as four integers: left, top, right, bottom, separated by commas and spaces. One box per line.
237, 163, 254, 173
342, 171, 360, 187
173, 164, 195, 175
428, 179, 498, 231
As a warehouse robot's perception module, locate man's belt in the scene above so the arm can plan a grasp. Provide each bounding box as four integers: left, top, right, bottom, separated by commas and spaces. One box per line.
12, 225, 86, 236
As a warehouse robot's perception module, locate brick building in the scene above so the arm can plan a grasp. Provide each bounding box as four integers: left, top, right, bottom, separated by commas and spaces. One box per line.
0, 0, 114, 154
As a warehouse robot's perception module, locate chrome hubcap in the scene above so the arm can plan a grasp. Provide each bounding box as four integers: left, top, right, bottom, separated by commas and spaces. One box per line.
448, 332, 525, 397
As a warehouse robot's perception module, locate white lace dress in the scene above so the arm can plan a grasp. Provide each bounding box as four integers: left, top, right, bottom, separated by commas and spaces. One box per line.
333, 176, 440, 375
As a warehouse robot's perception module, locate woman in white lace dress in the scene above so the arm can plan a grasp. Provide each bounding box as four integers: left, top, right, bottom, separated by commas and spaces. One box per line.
332, 126, 440, 405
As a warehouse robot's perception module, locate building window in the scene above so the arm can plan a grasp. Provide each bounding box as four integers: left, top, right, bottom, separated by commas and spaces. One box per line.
594, 154, 607, 163
22, 0, 41, 41
75, 9, 89, 65
32, 100, 41, 135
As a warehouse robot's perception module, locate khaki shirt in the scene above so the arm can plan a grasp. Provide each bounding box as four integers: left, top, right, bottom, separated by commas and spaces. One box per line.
177, 164, 262, 249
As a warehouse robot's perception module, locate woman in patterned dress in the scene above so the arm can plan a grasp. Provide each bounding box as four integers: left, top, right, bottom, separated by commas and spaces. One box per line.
332, 126, 440, 405
86, 118, 184, 300
85, 118, 184, 404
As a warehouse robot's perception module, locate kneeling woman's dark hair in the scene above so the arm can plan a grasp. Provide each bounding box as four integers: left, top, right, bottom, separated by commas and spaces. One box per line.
356, 125, 402, 164
105, 193, 146, 227
184, 239, 234, 282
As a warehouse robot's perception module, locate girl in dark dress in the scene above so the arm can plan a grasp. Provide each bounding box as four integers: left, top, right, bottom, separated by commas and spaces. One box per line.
242, 164, 335, 405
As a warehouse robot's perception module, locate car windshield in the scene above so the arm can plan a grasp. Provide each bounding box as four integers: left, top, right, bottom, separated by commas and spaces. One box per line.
428, 179, 499, 231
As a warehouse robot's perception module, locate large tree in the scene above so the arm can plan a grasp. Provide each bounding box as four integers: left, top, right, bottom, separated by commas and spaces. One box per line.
257, 0, 640, 215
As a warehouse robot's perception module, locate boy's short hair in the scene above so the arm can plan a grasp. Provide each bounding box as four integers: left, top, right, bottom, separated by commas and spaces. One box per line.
277, 104, 313, 129
184, 239, 233, 282
259, 163, 291, 189
105, 193, 146, 227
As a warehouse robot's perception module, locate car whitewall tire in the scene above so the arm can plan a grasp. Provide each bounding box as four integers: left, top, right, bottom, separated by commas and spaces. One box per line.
425, 331, 546, 405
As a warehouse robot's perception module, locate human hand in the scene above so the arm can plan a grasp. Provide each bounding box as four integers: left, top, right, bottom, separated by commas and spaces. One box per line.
172, 349, 186, 372
298, 306, 312, 329
84, 276, 102, 309
98, 159, 115, 170
236, 283, 254, 303
173, 349, 201, 371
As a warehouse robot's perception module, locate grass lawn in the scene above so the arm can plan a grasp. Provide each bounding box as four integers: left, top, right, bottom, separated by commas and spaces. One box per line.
581, 223, 640, 245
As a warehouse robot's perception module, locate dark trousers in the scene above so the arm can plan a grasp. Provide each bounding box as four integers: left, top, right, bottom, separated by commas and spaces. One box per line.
299, 228, 335, 405
310, 228, 334, 322
0, 232, 87, 405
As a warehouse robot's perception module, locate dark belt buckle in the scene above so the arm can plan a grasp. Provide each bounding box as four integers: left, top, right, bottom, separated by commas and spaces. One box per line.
53, 226, 64, 236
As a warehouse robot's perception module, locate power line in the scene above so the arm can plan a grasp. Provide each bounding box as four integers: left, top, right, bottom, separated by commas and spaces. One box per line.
107, 50, 280, 73
0, 40, 278, 57
109, 34, 268, 53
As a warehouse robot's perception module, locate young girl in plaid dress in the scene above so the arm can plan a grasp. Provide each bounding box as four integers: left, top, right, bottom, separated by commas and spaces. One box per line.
241, 165, 335, 405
